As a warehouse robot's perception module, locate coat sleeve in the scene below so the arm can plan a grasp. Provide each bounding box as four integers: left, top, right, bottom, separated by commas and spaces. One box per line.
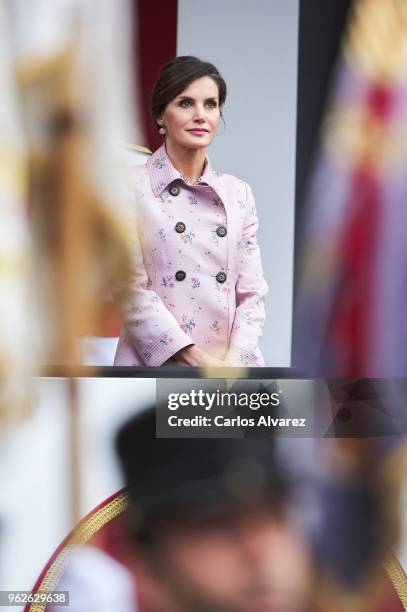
113, 202, 194, 366
226, 183, 268, 366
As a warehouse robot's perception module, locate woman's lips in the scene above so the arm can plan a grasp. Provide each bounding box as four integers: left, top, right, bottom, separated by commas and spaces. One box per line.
188, 129, 208, 134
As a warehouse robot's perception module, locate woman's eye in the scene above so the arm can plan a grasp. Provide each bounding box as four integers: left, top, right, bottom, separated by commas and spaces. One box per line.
179, 99, 191, 108
207, 100, 218, 108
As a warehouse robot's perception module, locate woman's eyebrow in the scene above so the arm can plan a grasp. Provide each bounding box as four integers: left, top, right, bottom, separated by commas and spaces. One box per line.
176, 95, 219, 101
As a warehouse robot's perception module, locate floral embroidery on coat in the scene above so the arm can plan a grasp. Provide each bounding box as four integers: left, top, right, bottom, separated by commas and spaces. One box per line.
180, 230, 195, 244
158, 188, 172, 203
180, 315, 196, 334
242, 310, 254, 326
209, 320, 221, 334
161, 275, 174, 289
209, 230, 220, 246
159, 334, 174, 346
243, 239, 257, 255
152, 157, 166, 170
239, 353, 251, 366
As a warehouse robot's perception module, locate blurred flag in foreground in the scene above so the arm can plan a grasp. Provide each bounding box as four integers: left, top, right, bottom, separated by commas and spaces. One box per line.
0, 0, 141, 423
293, 0, 407, 377
0, 1, 32, 422
1, 0, 140, 385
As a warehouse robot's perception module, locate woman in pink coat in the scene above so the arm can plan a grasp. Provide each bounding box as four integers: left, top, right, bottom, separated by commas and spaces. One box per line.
114, 56, 268, 367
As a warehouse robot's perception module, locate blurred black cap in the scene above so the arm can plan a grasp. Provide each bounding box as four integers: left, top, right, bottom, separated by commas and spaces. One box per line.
116, 405, 291, 541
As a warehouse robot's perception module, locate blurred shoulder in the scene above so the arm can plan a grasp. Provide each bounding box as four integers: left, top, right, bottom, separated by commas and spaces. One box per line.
122, 145, 151, 176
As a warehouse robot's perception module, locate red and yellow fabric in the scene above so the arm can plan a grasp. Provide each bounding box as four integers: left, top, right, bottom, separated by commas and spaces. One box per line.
294, 0, 407, 376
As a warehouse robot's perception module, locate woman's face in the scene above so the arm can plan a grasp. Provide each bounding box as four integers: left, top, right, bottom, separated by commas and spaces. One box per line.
160, 76, 221, 151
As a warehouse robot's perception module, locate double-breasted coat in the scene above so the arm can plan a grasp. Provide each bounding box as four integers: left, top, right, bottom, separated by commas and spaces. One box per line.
113, 143, 268, 367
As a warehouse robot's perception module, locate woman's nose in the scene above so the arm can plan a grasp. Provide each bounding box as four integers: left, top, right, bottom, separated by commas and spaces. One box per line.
193, 105, 206, 121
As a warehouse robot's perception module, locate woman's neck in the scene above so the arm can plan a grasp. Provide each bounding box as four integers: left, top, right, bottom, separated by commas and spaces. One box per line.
165, 141, 206, 184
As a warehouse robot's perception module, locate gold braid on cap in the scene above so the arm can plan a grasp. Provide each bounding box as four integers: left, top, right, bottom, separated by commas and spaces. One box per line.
385, 555, 407, 611
27, 492, 128, 612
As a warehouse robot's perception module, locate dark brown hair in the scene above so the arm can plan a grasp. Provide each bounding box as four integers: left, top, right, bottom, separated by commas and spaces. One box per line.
150, 56, 227, 131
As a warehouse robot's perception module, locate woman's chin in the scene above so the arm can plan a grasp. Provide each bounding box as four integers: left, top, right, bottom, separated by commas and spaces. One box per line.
171, 136, 212, 150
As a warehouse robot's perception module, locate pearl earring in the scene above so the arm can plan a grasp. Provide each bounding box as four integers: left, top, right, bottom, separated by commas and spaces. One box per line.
158, 121, 166, 135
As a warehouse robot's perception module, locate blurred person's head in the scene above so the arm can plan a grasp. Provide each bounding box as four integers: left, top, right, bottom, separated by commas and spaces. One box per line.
116, 406, 312, 612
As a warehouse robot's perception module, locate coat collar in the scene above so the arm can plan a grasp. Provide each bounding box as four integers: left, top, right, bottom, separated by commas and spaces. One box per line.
147, 143, 224, 202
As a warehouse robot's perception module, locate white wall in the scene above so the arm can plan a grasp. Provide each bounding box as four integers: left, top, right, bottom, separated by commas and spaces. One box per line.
177, 0, 299, 366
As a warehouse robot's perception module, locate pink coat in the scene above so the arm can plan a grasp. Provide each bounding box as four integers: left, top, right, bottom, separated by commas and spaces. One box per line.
114, 144, 268, 367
